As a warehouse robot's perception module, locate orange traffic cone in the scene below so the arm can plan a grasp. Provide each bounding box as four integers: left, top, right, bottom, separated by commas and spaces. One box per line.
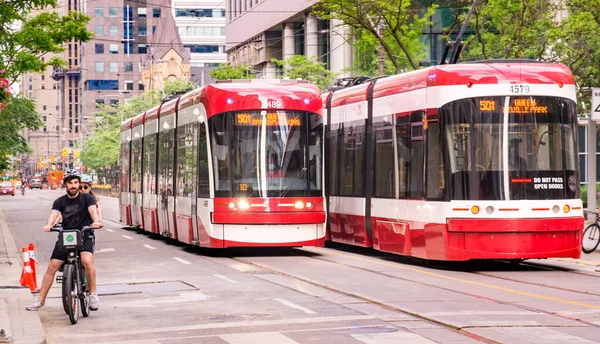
20, 247, 37, 292
27, 243, 38, 289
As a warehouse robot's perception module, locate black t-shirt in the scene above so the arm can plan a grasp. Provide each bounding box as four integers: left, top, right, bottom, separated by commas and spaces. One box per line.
52, 193, 96, 230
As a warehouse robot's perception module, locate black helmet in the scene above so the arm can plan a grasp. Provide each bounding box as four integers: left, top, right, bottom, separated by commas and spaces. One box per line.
63, 169, 81, 183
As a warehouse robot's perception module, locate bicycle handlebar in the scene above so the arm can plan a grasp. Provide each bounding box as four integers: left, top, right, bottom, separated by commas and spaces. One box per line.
50, 225, 96, 233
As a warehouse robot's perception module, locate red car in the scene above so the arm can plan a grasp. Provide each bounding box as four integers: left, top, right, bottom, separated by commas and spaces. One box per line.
0, 182, 15, 196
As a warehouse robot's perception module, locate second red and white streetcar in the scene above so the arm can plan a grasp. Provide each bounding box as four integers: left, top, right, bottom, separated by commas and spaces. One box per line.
120, 80, 326, 247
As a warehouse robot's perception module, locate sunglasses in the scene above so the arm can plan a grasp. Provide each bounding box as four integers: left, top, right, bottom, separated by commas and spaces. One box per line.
79, 185, 90, 190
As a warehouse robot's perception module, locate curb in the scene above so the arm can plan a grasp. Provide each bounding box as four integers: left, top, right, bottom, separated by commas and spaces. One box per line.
0, 210, 46, 344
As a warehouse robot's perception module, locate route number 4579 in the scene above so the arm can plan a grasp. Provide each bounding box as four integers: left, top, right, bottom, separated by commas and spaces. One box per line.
509, 85, 530, 94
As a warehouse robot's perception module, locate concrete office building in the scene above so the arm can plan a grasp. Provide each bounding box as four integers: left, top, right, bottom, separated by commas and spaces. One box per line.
225, 0, 353, 79
172, 0, 227, 86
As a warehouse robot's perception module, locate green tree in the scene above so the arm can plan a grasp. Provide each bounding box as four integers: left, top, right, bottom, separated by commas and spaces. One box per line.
209, 64, 256, 80
80, 79, 196, 171
461, 0, 600, 114
271, 55, 338, 90
0, 0, 91, 173
313, 0, 438, 72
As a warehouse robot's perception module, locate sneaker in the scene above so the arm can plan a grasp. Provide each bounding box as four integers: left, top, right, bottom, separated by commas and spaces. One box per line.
90, 294, 99, 311
25, 299, 45, 311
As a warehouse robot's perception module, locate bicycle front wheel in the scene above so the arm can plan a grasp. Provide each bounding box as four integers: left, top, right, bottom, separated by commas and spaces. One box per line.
582, 223, 600, 254
64, 264, 79, 324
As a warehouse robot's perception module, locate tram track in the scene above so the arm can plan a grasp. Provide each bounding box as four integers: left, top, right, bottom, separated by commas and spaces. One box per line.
229, 246, 600, 344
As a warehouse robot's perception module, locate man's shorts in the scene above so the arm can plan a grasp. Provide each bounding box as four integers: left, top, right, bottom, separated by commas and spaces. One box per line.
50, 230, 95, 261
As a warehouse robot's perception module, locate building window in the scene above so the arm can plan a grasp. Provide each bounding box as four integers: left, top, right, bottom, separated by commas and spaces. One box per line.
94, 8, 103, 17
138, 7, 147, 18
138, 44, 147, 54
41, 84, 45, 89
109, 7, 118, 17
87, 80, 119, 91
95, 62, 104, 72
56, 106, 59, 110
53, 84, 57, 89
175, 9, 214, 17
125, 80, 134, 91
138, 25, 147, 36
109, 44, 118, 54
183, 44, 220, 53
43, 127, 47, 132
43, 116, 47, 121
139, 81, 145, 91
110, 62, 118, 72
43, 105, 47, 110
110, 99, 119, 106
124, 62, 133, 72
109, 25, 118, 36
95, 99, 105, 107
41, 75, 45, 81
95, 43, 104, 54
95, 25, 103, 36
153, 8, 161, 18
152, 26, 156, 34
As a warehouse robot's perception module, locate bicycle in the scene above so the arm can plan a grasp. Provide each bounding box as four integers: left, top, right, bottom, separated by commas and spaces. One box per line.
583, 211, 600, 254
21, 186, 25, 196
51, 225, 94, 324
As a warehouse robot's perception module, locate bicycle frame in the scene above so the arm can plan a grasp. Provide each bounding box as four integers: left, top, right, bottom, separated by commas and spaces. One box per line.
52, 225, 92, 324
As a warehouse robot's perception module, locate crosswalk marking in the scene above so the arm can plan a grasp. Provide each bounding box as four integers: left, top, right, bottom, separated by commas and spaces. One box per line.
221, 332, 300, 344
274, 298, 316, 314
352, 332, 436, 344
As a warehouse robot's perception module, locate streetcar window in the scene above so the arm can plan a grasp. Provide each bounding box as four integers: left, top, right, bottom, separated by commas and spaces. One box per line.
373, 115, 395, 198
329, 123, 341, 195
396, 119, 410, 199
197, 123, 210, 198
426, 120, 444, 200
340, 120, 365, 197
441, 96, 578, 200
143, 128, 157, 195
158, 115, 176, 199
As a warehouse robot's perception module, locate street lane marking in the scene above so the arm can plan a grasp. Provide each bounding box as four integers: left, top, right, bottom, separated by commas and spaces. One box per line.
353, 332, 435, 344
221, 332, 299, 344
96, 248, 115, 253
273, 298, 316, 314
315, 248, 600, 310
105, 228, 114, 232
143, 244, 156, 250
173, 257, 191, 265
214, 274, 237, 284
122, 235, 133, 240
69, 315, 375, 338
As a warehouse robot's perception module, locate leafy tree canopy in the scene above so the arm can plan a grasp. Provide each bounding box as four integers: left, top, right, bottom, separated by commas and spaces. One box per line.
81, 79, 196, 171
209, 64, 256, 80
313, 0, 438, 72
0, 0, 92, 174
271, 55, 338, 90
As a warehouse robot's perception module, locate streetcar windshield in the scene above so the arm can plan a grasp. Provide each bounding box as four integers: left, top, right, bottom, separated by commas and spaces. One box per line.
210, 111, 323, 197
441, 96, 578, 200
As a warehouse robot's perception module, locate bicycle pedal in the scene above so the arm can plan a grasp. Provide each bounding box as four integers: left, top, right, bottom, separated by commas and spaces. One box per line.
56, 275, 63, 283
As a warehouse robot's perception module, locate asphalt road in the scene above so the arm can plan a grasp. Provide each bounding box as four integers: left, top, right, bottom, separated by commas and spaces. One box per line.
3, 189, 600, 344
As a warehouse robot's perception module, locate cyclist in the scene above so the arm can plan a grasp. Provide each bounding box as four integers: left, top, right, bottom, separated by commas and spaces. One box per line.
26, 169, 102, 311
80, 175, 102, 222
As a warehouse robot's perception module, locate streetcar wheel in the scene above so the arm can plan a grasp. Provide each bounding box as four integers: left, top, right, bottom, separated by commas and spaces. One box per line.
582, 223, 600, 254
64, 264, 79, 324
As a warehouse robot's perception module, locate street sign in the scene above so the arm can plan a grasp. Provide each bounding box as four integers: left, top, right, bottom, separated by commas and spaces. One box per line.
592, 88, 600, 121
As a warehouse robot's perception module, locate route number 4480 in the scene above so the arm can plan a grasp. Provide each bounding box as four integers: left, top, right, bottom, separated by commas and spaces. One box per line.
509, 85, 530, 94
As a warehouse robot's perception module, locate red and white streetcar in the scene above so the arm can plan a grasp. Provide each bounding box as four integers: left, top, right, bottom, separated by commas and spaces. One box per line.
119, 80, 326, 247
323, 61, 583, 260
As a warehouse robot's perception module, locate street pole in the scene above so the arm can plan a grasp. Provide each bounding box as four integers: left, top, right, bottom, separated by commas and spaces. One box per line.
588, 114, 596, 212
377, 19, 385, 77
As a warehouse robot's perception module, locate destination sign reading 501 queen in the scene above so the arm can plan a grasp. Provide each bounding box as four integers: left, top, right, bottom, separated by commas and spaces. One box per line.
236, 112, 301, 126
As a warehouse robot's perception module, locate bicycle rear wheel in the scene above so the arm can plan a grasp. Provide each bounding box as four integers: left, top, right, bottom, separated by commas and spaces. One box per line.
64, 264, 79, 324
582, 223, 600, 254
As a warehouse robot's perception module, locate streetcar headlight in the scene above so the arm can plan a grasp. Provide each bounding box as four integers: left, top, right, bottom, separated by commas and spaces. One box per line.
485, 206, 494, 214
563, 205, 570, 213
228, 202, 236, 210
306, 201, 313, 209
552, 205, 560, 213
238, 200, 250, 210
294, 201, 305, 209
471, 206, 480, 215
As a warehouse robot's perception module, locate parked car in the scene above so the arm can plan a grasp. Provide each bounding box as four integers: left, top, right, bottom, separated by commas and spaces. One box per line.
30, 179, 42, 189
15, 181, 22, 189
0, 182, 15, 196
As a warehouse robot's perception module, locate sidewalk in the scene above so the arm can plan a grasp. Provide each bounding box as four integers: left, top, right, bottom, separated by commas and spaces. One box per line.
0, 211, 45, 344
